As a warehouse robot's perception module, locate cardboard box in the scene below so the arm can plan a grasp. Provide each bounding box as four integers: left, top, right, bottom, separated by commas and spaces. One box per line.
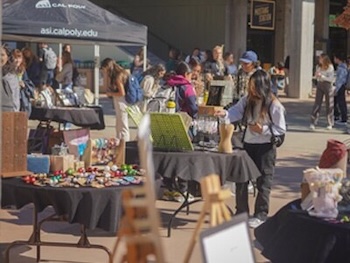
301, 182, 310, 201
50, 155, 75, 172
198, 106, 223, 116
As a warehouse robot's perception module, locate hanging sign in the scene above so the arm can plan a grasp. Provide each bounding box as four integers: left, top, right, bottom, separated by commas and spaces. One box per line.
250, 0, 275, 30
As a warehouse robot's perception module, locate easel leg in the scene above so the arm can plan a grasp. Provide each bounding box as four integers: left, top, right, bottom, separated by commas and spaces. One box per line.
183, 205, 208, 263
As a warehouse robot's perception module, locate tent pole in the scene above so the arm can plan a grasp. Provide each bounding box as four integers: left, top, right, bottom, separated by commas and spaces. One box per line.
58, 43, 62, 90
143, 45, 147, 71
94, 45, 100, 105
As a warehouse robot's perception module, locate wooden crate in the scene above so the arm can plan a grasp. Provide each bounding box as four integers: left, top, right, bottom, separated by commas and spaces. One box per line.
1, 112, 32, 177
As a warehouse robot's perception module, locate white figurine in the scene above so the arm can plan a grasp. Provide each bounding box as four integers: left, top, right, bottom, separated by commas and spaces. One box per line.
303, 167, 343, 218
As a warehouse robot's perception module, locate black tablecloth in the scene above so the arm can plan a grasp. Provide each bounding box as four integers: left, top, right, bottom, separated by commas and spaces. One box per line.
126, 142, 261, 183
254, 199, 350, 263
1, 178, 130, 232
30, 106, 105, 130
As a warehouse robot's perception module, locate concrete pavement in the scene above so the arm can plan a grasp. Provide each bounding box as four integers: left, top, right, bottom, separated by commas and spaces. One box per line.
1, 95, 350, 263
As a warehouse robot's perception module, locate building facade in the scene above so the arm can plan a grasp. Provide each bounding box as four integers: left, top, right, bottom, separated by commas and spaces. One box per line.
93, 0, 348, 99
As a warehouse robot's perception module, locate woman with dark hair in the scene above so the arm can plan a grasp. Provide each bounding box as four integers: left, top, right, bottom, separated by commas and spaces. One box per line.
62, 44, 72, 53
22, 47, 41, 87
188, 58, 205, 102
1, 45, 20, 112
223, 51, 238, 76
166, 47, 181, 73
101, 58, 130, 141
139, 63, 166, 112
166, 61, 198, 118
130, 48, 145, 74
215, 70, 286, 228
55, 51, 74, 90
162, 62, 198, 202
202, 49, 213, 73
12, 49, 35, 116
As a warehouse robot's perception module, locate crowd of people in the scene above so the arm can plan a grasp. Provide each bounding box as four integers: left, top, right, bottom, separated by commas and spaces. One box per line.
1, 42, 288, 229
1, 42, 79, 117
104, 45, 287, 228
310, 52, 350, 131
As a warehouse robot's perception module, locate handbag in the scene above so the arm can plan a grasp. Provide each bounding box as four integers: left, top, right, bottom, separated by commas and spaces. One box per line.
27, 122, 53, 154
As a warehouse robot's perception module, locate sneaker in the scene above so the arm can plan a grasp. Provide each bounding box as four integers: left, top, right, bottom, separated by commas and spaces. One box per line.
248, 217, 265, 229
162, 189, 174, 201
335, 120, 347, 126
172, 191, 195, 203
309, 124, 315, 130
326, 125, 332, 130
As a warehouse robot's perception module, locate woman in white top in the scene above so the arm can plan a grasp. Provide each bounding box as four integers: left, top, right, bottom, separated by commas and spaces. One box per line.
215, 70, 286, 228
139, 64, 166, 112
310, 54, 335, 130
101, 58, 130, 141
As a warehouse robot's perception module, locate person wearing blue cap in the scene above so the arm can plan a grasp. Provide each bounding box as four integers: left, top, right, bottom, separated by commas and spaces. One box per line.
234, 50, 260, 101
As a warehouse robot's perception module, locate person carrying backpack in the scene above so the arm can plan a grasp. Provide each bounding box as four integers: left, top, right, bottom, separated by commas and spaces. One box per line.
162, 62, 198, 203
101, 58, 131, 141
139, 64, 166, 112
38, 42, 57, 88
215, 70, 286, 229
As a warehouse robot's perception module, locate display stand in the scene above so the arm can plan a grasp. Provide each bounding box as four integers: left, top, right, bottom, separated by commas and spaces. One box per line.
111, 187, 164, 262
82, 138, 125, 167
207, 80, 236, 106
126, 105, 144, 128
184, 174, 232, 263
150, 113, 194, 151
112, 114, 165, 262
2, 112, 32, 177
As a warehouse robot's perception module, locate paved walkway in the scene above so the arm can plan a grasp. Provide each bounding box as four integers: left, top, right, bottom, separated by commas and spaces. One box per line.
1, 95, 349, 262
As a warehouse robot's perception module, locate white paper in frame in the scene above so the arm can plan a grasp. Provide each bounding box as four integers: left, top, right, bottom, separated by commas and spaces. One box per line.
200, 213, 256, 263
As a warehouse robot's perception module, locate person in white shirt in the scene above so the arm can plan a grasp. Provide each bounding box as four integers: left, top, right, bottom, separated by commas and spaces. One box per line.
310, 53, 335, 130
215, 69, 286, 228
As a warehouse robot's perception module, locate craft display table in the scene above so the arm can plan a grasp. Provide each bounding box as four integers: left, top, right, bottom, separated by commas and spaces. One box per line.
126, 142, 261, 236
30, 106, 105, 130
255, 199, 350, 263
1, 177, 134, 263
126, 142, 260, 185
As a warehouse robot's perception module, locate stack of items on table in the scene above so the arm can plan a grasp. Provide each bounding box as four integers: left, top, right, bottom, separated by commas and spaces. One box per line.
34, 85, 94, 108
23, 162, 143, 188
25, 133, 138, 188
192, 106, 223, 148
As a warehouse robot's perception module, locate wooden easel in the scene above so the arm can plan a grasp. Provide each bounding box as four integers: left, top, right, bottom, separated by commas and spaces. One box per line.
184, 174, 232, 263
111, 186, 165, 263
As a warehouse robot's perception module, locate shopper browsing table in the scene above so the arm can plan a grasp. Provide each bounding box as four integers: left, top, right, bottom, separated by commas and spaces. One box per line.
215, 70, 286, 228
